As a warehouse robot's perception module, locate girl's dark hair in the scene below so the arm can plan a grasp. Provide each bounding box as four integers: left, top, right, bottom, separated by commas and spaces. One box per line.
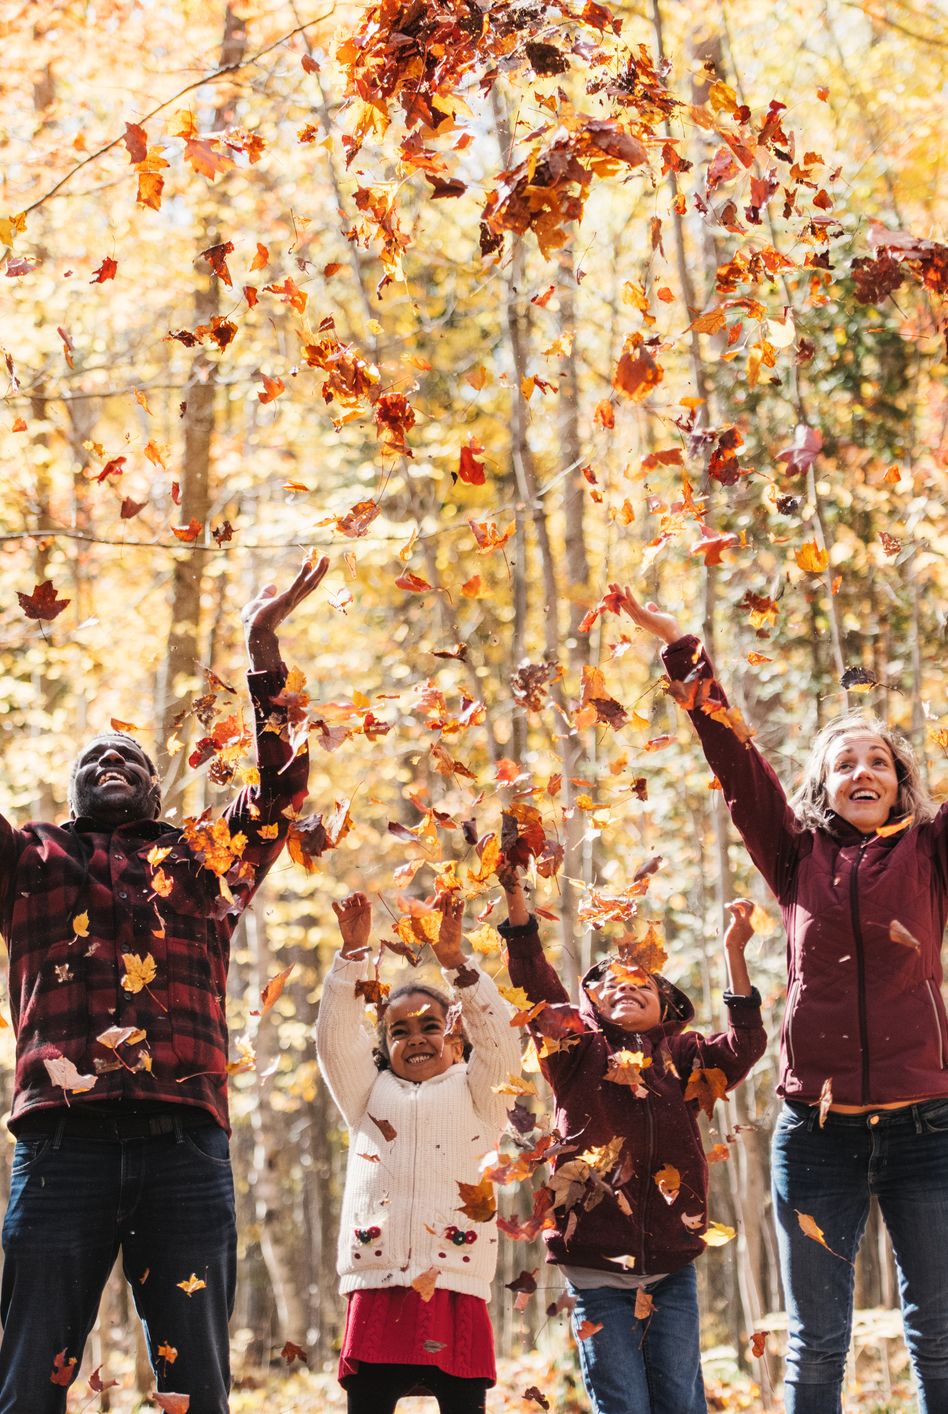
584, 958, 683, 1024
373, 983, 473, 1071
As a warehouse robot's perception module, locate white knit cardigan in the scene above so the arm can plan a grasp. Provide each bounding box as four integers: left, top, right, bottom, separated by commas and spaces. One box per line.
316, 952, 521, 1302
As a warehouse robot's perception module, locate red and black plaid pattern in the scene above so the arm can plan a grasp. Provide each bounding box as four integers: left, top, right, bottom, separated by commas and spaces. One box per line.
0, 668, 309, 1133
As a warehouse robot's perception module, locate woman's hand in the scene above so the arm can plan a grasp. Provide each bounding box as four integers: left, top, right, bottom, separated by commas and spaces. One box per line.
431, 892, 466, 971
332, 891, 372, 958
607, 584, 684, 646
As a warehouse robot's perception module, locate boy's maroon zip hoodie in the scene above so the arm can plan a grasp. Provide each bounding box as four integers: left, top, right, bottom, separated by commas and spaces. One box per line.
501, 917, 765, 1278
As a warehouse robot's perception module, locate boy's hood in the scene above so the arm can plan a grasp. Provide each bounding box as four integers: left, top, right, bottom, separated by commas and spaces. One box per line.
579, 956, 694, 1050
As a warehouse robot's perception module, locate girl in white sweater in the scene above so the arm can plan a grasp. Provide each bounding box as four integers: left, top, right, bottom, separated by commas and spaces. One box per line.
316, 890, 521, 1414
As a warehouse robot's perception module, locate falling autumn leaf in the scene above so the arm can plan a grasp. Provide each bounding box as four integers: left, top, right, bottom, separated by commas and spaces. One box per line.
176, 1274, 207, 1296
684, 1066, 728, 1118
456, 1176, 497, 1223
795, 540, 829, 574
257, 963, 296, 1016
50, 1350, 78, 1387
121, 952, 157, 993
280, 1342, 308, 1365
575, 1319, 604, 1340
411, 1267, 440, 1303
889, 919, 921, 949
699, 1221, 736, 1247
72, 911, 90, 938
44, 1054, 98, 1094
153, 1395, 190, 1413
90, 256, 117, 283
17, 580, 71, 621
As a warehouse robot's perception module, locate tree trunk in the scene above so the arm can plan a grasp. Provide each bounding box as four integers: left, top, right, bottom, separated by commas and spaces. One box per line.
156, 4, 247, 783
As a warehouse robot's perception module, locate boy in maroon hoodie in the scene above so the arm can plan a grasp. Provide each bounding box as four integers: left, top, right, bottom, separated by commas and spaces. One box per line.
499, 870, 765, 1414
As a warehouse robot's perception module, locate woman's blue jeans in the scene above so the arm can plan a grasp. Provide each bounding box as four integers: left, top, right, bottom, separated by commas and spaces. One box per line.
568, 1264, 706, 1414
0, 1118, 237, 1413
772, 1098, 948, 1414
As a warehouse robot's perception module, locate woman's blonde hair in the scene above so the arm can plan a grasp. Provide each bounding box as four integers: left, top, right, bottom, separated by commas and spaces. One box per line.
789, 711, 936, 831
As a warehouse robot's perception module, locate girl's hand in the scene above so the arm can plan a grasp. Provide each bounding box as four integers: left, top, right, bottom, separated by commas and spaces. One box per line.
497, 859, 530, 927
431, 892, 466, 971
333, 891, 372, 957
607, 584, 684, 646
724, 898, 755, 953
723, 899, 755, 998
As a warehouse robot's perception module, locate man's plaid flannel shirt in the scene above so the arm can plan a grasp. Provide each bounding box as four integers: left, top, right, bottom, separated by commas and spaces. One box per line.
0, 667, 308, 1134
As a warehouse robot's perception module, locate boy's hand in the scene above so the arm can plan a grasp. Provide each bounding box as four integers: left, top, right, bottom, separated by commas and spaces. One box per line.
431, 892, 466, 971
333, 891, 372, 957
497, 858, 530, 927
723, 898, 755, 998
724, 898, 755, 952
607, 584, 683, 646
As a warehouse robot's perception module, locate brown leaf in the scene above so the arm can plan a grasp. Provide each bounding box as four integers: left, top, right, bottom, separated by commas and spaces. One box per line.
258, 964, 295, 1017
280, 1341, 308, 1365
368, 1114, 397, 1143
200, 241, 235, 287
456, 1176, 497, 1223
750, 1330, 767, 1358
889, 919, 921, 949
684, 1066, 728, 1118
123, 122, 148, 164
817, 1077, 833, 1128
634, 1289, 654, 1320
18, 580, 70, 621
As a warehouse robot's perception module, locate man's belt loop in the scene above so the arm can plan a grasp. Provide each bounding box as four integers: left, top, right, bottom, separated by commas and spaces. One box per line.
51, 1117, 66, 1151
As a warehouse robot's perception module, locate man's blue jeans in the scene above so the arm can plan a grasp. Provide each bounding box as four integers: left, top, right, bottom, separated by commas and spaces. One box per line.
772, 1098, 948, 1414
0, 1117, 237, 1413
568, 1264, 707, 1414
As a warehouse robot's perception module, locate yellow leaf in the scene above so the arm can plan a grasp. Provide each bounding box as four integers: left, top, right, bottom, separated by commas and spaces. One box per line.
121, 952, 157, 993
491, 1073, 537, 1097
699, 1221, 736, 1247
72, 911, 90, 938
469, 924, 502, 956
258, 823, 280, 840
176, 1273, 207, 1296
795, 541, 829, 574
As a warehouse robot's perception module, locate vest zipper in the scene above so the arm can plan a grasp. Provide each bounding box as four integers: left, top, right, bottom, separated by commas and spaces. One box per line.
405, 1085, 419, 1269
850, 838, 871, 1104
639, 1095, 655, 1274
785, 979, 801, 1075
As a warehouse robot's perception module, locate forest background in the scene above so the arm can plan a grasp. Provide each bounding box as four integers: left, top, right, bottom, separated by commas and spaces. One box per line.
1, 0, 946, 1408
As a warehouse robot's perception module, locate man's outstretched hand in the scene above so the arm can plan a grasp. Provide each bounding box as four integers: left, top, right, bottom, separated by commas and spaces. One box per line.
242, 556, 329, 671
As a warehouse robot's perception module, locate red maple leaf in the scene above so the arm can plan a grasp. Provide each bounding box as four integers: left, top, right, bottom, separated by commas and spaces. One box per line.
90, 257, 118, 284
18, 581, 71, 621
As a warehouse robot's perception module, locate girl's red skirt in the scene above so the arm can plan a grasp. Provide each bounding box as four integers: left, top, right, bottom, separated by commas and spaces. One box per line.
339, 1286, 496, 1384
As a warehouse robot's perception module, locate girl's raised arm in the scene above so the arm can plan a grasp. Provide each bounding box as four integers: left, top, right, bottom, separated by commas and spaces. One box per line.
315, 893, 382, 1127
432, 894, 522, 1133
610, 584, 802, 900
